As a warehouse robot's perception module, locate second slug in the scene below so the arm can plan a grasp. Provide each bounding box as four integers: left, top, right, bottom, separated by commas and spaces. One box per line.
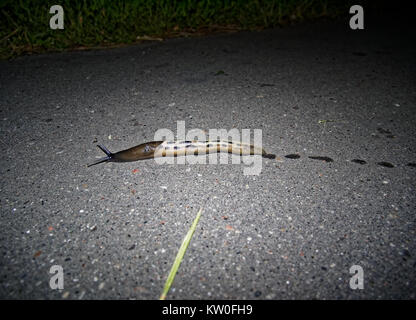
88, 140, 276, 167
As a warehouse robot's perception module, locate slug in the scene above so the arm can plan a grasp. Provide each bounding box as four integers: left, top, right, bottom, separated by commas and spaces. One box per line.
88, 140, 276, 167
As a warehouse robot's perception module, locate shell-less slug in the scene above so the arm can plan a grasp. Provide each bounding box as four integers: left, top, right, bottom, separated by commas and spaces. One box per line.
88, 140, 276, 167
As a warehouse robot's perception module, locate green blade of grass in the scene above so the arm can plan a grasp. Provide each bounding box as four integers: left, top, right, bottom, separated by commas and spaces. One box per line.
159, 207, 203, 300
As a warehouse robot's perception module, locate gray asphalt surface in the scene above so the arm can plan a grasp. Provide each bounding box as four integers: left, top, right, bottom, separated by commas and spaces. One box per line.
1, 14, 415, 300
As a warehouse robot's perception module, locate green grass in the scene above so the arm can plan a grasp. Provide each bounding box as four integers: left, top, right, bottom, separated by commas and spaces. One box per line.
160, 207, 203, 300
0, 0, 359, 59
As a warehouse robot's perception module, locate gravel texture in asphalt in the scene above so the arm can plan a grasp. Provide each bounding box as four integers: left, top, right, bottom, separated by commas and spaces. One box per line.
0, 13, 415, 299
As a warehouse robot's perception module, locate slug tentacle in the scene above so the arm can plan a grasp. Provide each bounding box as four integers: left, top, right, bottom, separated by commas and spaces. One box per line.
87, 144, 114, 167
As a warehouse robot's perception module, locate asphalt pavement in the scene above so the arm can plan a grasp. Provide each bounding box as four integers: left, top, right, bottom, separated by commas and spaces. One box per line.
0, 13, 415, 299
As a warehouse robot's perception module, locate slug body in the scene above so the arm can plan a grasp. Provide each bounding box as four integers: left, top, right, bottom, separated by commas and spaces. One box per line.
88, 140, 276, 167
